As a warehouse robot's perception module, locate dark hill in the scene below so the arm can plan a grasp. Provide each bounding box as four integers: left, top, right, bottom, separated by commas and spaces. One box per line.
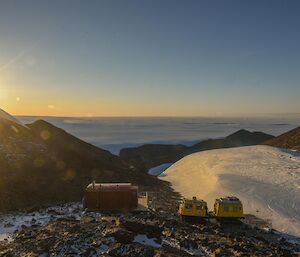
264, 126, 300, 151
0, 118, 30, 139
120, 129, 274, 170
188, 129, 274, 152
0, 118, 166, 211
27, 120, 117, 164
119, 144, 187, 171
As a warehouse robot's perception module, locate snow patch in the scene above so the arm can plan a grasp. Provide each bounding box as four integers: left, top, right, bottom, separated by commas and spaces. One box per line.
148, 163, 173, 176
0, 202, 82, 242
162, 237, 209, 256
133, 234, 162, 248
160, 145, 300, 238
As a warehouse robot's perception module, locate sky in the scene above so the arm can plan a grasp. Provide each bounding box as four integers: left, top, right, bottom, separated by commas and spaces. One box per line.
0, 0, 299, 117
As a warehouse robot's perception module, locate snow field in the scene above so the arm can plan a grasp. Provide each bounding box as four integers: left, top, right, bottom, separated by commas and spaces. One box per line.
160, 145, 300, 237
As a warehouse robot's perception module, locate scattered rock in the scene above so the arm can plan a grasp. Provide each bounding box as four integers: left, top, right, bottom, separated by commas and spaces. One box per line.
105, 228, 134, 244
0, 206, 299, 257
4, 223, 14, 228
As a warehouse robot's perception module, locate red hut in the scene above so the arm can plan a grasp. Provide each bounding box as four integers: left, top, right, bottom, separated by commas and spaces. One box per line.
84, 182, 138, 212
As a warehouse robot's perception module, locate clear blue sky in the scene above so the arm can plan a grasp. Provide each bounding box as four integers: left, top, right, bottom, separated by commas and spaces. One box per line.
0, 0, 299, 116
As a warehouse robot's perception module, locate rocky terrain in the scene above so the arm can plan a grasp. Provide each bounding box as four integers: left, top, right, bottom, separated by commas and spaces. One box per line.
0, 202, 299, 257
264, 126, 300, 151
120, 130, 274, 170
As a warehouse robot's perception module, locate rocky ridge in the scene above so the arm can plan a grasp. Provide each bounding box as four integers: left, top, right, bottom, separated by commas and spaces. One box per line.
264, 126, 300, 151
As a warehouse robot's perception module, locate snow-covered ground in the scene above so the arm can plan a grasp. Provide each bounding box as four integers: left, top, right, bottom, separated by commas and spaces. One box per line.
133, 234, 162, 248
160, 145, 300, 238
148, 163, 173, 176
0, 202, 83, 242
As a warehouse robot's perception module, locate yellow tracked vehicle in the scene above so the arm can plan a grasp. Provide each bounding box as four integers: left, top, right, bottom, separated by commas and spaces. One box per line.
213, 196, 244, 219
178, 197, 208, 220
178, 196, 244, 222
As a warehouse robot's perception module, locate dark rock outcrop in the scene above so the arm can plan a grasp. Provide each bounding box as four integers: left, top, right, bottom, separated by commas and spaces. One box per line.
264, 126, 300, 151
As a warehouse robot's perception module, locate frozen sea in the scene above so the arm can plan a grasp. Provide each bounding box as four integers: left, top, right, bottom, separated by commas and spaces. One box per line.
18, 116, 300, 155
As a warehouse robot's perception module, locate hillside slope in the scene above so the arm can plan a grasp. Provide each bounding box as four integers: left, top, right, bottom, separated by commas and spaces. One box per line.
160, 145, 300, 237
0, 112, 164, 211
120, 129, 274, 170
0, 108, 24, 126
264, 126, 300, 151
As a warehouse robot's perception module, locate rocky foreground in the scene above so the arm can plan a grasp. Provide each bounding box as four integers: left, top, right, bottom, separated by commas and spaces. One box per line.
0, 204, 299, 257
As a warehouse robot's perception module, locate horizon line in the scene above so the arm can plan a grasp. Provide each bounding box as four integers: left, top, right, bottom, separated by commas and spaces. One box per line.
14, 113, 300, 119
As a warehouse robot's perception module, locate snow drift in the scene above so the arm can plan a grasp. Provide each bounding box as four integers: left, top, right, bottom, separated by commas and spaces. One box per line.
160, 145, 300, 237
148, 163, 173, 176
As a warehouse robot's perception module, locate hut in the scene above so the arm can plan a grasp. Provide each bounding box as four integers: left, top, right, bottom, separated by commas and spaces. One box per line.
83, 182, 138, 212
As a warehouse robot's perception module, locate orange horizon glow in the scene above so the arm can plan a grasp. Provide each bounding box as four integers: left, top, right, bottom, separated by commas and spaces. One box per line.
1, 88, 298, 118
1, 71, 298, 118
3, 103, 296, 119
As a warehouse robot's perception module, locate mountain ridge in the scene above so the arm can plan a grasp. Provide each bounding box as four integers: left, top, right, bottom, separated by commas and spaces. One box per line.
120, 129, 275, 170
0, 108, 24, 126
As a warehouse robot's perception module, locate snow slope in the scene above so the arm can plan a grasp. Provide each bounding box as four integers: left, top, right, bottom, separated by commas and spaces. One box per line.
148, 163, 173, 176
160, 145, 300, 237
0, 108, 23, 125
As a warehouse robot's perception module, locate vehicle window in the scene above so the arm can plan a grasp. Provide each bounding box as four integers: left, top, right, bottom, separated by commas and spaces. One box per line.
224, 206, 229, 212
233, 206, 238, 212
185, 204, 192, 209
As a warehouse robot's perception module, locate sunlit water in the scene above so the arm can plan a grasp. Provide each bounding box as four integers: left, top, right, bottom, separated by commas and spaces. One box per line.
18, 116, 300, 155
